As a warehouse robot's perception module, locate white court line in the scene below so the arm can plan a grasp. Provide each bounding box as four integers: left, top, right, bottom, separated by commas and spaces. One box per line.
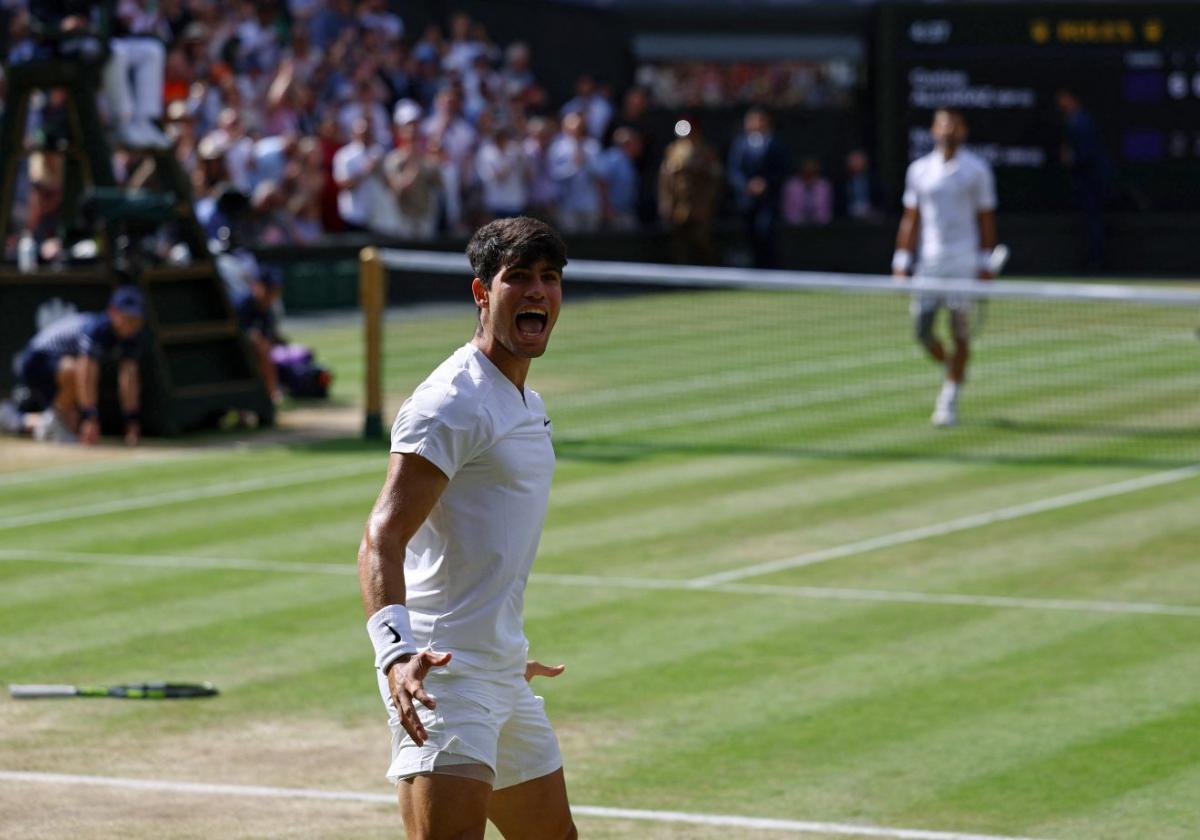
692, 463, 1200, 586
532, 574, 1200, 619
0, 461, 381, 531
0, 771, 1051, 840
4, 549, 1200, 620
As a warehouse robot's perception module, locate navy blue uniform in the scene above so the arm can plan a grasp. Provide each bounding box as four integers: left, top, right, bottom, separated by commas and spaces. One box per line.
233, 291, 279, 342
15, 312, 141, 405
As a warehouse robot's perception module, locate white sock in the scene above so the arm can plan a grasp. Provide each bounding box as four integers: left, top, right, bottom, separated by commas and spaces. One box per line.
938, 381, 959, 407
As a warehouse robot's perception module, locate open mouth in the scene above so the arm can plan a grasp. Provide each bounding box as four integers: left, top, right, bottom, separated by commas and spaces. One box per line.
515, 308, 548, 338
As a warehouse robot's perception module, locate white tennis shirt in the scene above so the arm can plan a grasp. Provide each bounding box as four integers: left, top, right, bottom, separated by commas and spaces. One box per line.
903, 148, 996, 269
390, 343, 555, 673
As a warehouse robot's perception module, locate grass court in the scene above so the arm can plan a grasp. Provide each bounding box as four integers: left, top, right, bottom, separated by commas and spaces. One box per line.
2, 285, 1199, 838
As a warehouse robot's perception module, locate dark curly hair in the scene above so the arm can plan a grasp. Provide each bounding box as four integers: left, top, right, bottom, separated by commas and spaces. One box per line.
466, 217, 568, 287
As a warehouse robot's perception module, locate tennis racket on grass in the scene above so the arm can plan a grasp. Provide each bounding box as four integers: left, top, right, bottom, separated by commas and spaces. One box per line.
9, 682, 218, 699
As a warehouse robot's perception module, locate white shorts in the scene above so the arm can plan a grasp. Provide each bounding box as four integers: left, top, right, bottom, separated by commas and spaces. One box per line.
912, 257, 977, 315
377, 662, 563, 790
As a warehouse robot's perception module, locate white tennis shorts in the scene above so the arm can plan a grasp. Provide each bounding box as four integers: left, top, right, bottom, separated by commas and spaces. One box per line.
912, 256, 977, 315
377, 662, 563, 790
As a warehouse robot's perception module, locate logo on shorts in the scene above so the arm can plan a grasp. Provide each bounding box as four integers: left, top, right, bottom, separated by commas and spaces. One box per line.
544, 418, 552, 426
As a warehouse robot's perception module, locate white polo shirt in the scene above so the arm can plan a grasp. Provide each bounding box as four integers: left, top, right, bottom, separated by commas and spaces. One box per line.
903, 148, 996, 270
390, 343, 555, 673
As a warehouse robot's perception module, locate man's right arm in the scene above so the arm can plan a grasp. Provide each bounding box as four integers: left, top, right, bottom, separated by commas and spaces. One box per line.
358, 451, 451, 746
359, 451, 448, 616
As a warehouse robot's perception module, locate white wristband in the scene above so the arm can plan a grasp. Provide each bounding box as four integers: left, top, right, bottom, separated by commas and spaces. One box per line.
367, 605, 418, 674
977, 249, 994, 272
891, 249, 913, 273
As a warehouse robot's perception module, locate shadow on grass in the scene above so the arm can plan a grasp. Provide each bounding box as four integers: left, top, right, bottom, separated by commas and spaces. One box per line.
271, 414, 1198, 472
552, 421, 1199, 472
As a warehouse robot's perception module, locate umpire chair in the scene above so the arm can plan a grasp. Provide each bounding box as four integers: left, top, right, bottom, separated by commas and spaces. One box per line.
0, 10, 273, 435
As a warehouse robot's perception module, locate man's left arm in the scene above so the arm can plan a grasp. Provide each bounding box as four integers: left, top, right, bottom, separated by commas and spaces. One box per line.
975, 163, 999, 280
118, 358, 140, 445
976, 210, 997, 280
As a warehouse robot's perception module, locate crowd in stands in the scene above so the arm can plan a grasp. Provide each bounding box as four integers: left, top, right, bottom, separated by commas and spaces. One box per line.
3, 0, 882, 258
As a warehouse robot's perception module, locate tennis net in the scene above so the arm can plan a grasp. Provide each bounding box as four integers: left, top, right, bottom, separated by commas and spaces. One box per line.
367, 249, 1200, 467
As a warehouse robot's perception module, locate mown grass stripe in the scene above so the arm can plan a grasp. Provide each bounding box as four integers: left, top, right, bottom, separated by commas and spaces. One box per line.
693, 463, 1200, 584
0, 461, 380, 531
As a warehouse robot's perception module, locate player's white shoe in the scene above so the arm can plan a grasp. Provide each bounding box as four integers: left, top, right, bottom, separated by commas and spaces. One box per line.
931, 383, 959, 428
931, 403, 957, 427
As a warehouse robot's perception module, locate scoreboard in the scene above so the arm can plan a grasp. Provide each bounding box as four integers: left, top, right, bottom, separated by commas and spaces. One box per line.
878, 2, 1200, 211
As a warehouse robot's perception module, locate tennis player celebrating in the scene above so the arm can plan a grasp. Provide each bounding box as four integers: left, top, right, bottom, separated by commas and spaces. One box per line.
893, 108, 998, 427
358, 217, 576, 839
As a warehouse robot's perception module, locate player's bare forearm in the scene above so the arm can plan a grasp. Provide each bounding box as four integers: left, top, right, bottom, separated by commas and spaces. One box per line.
977, 210, 997, 251
358, 452, 449, 616
894, 208, 919, 253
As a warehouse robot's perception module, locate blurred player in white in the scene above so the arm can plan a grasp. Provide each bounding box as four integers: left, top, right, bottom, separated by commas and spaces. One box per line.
892, 108, 998, 427
358, 216, 576, 839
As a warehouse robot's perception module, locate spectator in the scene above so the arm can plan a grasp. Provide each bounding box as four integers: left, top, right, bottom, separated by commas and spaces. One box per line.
561, 74, 613, 141
420, 87, 477, 177
421, 87, 476, 233
839, 148, 880, 221
612, 87, 659, 223
728, 106, 788, 267
285, 137, 328, 243
475, 124, 530, 221
250, 132, 297, 193
548, 111, 602, 233
339, 78, 392, 150
380, 102, 442, 240
233, 267, 284, 404
782, 157, 832, 225
232, 1, 282, 74
463, 51, 503, 123
523, 116, 559, 223
598, 127, 642, 231
201, 107, 254, 193
658, 117, 722, 265
442, 12, 484, 75
502, 41, 540, 105
332, 115, 387, 231
1056, 89, 1111, 270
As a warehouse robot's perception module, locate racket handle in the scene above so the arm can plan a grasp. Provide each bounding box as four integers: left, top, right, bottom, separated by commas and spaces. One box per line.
9, 684, 78, 698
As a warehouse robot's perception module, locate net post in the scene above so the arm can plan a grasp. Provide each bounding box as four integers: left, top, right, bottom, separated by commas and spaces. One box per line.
360, 247, 385, 439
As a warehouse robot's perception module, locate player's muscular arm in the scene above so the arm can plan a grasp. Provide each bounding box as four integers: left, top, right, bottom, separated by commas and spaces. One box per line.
359, 452, 448, 614
359, 452, 452, 746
